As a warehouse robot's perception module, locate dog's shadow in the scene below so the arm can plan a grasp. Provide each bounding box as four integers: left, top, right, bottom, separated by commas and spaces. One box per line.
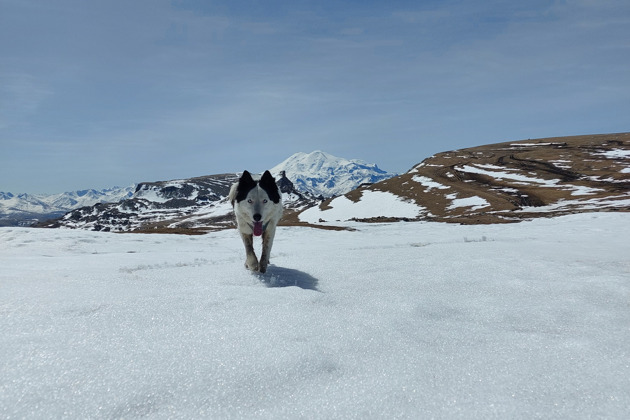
257, 265, 320, 291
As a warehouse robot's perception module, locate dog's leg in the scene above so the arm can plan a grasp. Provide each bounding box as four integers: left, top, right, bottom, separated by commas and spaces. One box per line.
240, 232, 259, 271
259, 225, 276, 273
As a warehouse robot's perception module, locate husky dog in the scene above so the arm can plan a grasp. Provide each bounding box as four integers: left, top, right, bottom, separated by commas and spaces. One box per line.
228, 170, 283, 273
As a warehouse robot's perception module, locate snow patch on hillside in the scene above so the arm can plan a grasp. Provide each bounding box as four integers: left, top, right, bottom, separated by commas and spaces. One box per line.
412, 175, 450, 191
299, 190, 423, 223
447, 195, 490, 210
598, 149, 630, 159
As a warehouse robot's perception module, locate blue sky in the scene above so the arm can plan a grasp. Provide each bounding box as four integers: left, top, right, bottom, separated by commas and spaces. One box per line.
1, 0, 629, 193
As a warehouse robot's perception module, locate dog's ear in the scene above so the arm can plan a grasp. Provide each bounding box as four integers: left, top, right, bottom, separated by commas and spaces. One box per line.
240, 170, 254, 183
259, 170, 281, 203
235, 170, 257, 202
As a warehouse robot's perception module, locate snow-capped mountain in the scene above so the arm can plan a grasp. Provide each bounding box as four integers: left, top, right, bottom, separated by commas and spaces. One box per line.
270, 151, 396, 198
0, 186, 135, 226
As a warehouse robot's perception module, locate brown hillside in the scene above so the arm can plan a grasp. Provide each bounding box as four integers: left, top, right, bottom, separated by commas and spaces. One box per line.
327, 133, 630, 224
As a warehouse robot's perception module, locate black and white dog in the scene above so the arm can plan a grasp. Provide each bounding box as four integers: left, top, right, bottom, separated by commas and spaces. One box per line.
228, 170, 283, 273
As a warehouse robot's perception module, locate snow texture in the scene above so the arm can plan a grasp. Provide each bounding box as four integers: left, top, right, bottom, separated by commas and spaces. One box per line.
299, 190, 423, 223
447, 195, 490, 210
456, 164, 611, 197
411, 175, 451, 191
597, 149, 630, 159
1, 213, 629, 419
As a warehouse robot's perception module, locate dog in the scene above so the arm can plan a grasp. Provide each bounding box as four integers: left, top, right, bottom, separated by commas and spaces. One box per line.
228, 170, 283, 273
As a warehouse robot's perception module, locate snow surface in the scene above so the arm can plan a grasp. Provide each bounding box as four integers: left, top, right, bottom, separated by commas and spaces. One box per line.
1, 213, 630, 419
511, 197, 630, 214
411, 175, 451, 191
447, 195, 490, 210
133, 188, 172, 203
457, 165, 558, 186
299, 191, 423, 223
597, 149, 630, 159
456, 165, 613, 197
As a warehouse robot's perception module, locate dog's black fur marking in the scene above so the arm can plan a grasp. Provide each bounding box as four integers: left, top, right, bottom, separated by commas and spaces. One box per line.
259, 170, 281, 204
234, 170, 257, 204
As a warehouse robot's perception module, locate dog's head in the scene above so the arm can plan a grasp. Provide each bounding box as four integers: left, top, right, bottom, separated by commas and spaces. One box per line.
232, 170, 281, 236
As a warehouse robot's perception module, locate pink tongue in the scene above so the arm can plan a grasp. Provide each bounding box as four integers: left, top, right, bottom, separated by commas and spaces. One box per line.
253, 221, 263, 236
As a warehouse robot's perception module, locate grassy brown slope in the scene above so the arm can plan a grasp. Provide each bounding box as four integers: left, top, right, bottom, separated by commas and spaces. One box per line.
320, 132, 630, 224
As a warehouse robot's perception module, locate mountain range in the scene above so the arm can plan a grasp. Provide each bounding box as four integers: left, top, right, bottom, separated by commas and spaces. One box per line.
5, 134, 630, 232
1, 151, 394, 229
30, 151, 395, 233
0, 187, 135, 227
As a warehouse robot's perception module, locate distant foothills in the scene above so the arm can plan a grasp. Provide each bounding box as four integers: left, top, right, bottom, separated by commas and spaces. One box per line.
2, 133, 629, 231
0, 187, 136, 227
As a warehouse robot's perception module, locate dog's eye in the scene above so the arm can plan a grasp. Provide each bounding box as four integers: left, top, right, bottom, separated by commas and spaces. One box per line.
247, 199, 253, 204
263, 199, 268, 203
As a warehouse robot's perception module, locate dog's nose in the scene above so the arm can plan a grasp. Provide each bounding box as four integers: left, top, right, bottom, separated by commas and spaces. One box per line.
253, 213, 262, 222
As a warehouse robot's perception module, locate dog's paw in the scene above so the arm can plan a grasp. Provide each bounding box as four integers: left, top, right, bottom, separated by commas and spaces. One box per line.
245, 258, 259, 272
245, 262, 259, 272
258, 255, 270, 273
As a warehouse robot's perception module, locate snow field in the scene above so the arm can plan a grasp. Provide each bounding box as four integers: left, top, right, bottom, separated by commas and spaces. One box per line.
1, 213, 629, 419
